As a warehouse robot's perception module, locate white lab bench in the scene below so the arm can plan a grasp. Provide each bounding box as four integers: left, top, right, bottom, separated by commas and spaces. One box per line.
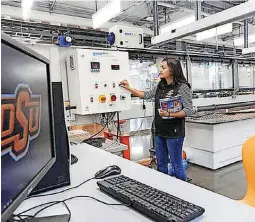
184, 116, 255, 170
15, 143, 255, 221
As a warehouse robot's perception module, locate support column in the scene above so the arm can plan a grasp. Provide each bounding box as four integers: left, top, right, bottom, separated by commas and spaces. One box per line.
153, 0, 159, 36
233, 60, 239, 92
244, 19, 248, 48
187, 56, 193, 90
195, 0, 202, 20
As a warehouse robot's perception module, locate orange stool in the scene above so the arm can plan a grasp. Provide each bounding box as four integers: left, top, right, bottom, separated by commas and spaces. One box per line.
240, 135, 255, 208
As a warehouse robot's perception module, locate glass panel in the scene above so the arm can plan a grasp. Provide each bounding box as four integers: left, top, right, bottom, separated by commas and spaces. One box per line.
129, 60, 159, 91
238, 64, 255, 88
191, 61, 233, 90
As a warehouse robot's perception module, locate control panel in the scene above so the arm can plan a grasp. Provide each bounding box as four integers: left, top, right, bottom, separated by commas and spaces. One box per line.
66, 49, 131, 115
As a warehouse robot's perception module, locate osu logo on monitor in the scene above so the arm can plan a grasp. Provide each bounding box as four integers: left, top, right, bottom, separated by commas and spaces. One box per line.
1, 84, 41, 161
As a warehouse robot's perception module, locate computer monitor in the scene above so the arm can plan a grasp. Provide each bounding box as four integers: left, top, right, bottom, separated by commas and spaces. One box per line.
1, 33, 56, 222
30, 82, 71, 195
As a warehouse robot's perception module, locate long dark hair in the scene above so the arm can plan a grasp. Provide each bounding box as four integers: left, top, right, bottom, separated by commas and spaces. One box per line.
159, 58, 191, 89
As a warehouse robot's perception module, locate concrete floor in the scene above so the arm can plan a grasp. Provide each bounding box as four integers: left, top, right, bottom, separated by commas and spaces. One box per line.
127, 118, 247, 201
186, 162, 246, 200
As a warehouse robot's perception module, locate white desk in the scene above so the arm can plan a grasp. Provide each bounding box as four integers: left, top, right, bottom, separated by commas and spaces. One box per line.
16, 144, 255, 222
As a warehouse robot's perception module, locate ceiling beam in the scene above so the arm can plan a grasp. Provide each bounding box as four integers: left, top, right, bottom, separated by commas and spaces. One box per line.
158, 1, 210, 16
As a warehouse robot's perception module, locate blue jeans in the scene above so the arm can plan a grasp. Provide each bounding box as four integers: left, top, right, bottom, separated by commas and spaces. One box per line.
154, 135, 187, 181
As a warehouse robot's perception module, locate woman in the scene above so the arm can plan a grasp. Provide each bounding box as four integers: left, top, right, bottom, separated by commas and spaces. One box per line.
120, 58, 194, 181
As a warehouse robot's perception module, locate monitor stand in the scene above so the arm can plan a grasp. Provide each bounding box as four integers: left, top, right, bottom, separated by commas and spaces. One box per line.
9, 214, 70, 222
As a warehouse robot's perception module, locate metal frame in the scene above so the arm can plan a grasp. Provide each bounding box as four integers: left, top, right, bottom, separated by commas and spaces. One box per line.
151, 1, 255, 45
195, 101, 255, 112
1, 33, 56, 222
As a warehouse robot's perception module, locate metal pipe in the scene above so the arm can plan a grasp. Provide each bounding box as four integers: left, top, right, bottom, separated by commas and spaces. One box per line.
153, 0, 159, 36
244, 18, 248, 48
195, 101, 255, 112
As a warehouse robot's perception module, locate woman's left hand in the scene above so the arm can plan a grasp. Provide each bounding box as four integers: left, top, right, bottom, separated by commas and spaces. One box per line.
159, 110, 170, 117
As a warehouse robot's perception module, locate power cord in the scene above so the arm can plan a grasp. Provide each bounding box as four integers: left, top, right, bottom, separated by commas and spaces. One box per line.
82, 125, 107, 141
15, 195, 130, 221
62, 201, 71, 222
27, 177, 95, 199
83, 112, 116, 142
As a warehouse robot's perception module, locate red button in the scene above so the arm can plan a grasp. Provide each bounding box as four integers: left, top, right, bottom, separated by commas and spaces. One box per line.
111, 95, 117, 102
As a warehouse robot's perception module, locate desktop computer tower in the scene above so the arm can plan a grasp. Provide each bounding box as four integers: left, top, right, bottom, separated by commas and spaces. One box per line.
31, 82, 71, 195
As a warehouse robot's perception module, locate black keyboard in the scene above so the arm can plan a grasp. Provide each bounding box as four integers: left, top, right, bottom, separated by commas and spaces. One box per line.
97, 175, 205, 222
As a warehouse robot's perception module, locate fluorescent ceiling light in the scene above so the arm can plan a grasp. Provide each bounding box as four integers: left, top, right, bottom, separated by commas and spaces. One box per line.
196, 23, 232, 41
22, 0, 34, 20
160, 15, 195, 34
145, 16, 154, 21
157, 2, 176, 8
92, 0, 122, 29
234, 33, 255, 46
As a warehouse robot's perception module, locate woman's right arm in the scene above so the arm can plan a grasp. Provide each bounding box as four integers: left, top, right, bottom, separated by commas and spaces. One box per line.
120, 80, 144, 98
120, 80, 156, 100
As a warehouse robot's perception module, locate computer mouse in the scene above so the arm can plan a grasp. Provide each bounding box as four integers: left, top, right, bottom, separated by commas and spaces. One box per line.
95, 165, 121, 179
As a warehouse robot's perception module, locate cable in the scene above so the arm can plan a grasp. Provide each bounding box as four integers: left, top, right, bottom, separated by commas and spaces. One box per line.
17, 195, 130, 219
15, 201, 60, 217
33, 202, 61, 218
28, 177, 95, 199
64, 195, 130, 206
62, 201, 71, 222
32, 201, 71, 221
83, 112, 116, 142
12, 214, 34, 221
89, 114, 101, 125
82, 125, 107, 141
